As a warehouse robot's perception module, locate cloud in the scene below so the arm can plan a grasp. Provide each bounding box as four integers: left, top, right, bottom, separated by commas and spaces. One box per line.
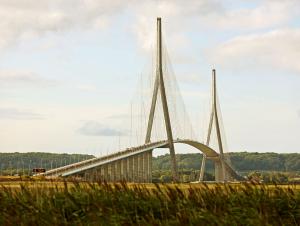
0, 69, 56, 87
78, 121, 127, 136
131, 0, 300, 51
0, 0, 298, 55
202, 0, 299, 30
119, 0, 300, 75
210, 28, 300, 73
0, 107, 44, 120
0, 0, 129, 49
131, 0, 219, 52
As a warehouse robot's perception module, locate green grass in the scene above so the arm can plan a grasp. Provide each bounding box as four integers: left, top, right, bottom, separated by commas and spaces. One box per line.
0, 181, 299, 225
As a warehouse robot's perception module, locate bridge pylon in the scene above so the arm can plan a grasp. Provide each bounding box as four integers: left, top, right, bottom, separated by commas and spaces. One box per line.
145, 18, 178, 182
199, 69, 227, 182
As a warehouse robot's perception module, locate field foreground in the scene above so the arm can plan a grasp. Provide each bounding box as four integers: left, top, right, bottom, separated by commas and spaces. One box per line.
0, 181, 299, 225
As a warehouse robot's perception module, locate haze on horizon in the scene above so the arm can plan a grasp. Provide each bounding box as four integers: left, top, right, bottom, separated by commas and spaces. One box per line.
0, 0, 299, 155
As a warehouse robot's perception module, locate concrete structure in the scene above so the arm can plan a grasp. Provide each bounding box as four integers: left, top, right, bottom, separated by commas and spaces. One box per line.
145, 17, 178, 181
42, 139, 242, 181
199, 69, 227, 182
39, 18, 243, 182
76, 151, 152, 182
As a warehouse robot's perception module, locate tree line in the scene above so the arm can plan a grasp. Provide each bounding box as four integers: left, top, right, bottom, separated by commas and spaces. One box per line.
0, 152, 93, 175
153, 152, 300, 172
152, 152, 300, 182
0, 152, 299, 181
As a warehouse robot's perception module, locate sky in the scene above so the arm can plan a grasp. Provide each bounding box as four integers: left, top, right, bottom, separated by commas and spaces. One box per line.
0, 0, 299, 155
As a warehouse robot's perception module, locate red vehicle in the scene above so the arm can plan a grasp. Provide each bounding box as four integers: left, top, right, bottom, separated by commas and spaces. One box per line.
32, 168, 46, 173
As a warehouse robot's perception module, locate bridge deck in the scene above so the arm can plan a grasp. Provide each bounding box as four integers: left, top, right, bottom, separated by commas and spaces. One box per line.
42, 140, 167, 177
40, 139, 241, 180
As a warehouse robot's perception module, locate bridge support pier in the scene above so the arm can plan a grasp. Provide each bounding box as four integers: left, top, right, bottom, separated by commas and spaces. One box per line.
138, 154, 143, 182
78, 151, 153, 183
116, 161, 121, 181
121, 159, 127, 181
214, 161, 224, 182
199, 154, 206, 181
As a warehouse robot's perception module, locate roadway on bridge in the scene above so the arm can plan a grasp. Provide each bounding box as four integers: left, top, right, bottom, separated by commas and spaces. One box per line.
41, 139, 241, 180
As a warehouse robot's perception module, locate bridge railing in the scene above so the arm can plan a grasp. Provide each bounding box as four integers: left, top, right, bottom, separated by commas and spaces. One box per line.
42, 140, 168, 176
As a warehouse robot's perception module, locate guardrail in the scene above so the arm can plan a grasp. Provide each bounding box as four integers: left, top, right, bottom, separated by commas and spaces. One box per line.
38, 138, 242, 181
40, 140, 168, 177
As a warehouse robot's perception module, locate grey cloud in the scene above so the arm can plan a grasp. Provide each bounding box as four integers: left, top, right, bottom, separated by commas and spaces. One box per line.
79, 121, 127, 136
132, 0, 299, 52
0, 0, 129, 49
201, 0, 299, 30
0, 108, 44, 120
210, 29, 300, 73
0, 0, 298, 53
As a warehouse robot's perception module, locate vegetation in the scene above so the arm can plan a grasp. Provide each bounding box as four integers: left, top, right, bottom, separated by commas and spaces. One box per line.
153, 152, 300, 183
0, 181, 299, 225
0, 152, 300, 182
152, 169, 214, 183
153, 152, 300, 172
0, 152, 94, 176
0, 152, 299, 224
1, 151, 299, 173
230, 152, 300, 172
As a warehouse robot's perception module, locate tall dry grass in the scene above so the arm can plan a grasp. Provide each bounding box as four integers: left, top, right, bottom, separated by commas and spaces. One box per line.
0, 181, 299, 225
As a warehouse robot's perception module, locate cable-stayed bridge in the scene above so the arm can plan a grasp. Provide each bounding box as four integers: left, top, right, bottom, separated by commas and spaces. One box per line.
41, 18, 243, 182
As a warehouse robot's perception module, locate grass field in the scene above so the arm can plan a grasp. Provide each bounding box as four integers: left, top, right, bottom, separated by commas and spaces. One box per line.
0, 180, 300, 225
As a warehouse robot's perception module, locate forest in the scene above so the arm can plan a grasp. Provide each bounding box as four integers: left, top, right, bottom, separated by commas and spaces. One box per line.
153, 152, 300, 172
0, 152, 299, 182
152, 152, 300, 182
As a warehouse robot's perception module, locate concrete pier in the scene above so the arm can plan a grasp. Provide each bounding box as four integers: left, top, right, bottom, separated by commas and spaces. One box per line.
82, 151, 153, 182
